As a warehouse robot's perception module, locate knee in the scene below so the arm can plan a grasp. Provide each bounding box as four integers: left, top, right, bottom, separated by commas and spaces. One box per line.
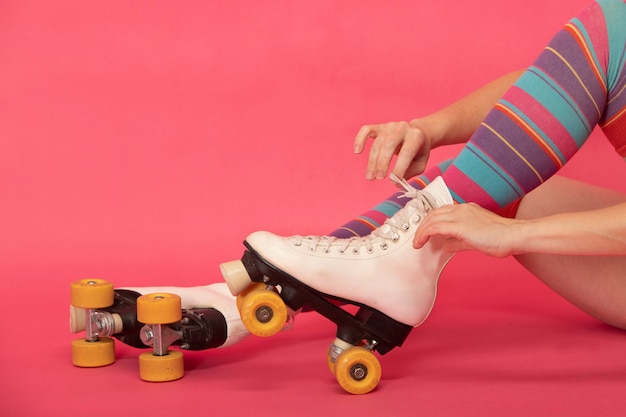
594, 311, 626, 331
606, 319, 626, 331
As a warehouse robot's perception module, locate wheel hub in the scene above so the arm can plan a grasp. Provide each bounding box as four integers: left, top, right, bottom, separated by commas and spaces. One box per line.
350, 364, 368, 381
256, 306, 274, 323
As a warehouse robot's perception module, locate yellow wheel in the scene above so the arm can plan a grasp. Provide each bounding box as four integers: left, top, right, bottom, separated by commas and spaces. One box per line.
236, 283, 268, 313
137, 293, 182, 324
70, 279, 114, 309
240, 290, 287, 337
139, 350, 184, 382
71, 337, 115, 367
334, 346, 382, 395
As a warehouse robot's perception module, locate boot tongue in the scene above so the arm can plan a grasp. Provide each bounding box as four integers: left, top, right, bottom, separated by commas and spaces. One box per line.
389, 174, 453, 208
422, 176, 454, 207
373, 175, 453, 238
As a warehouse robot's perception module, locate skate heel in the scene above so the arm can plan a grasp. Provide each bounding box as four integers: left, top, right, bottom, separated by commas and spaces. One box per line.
220, 259, 253, 295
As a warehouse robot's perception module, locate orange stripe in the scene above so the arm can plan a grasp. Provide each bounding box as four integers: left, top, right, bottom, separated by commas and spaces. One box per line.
563, 23, 607, 94
355, 217, 377, 230
409, 177, 428, 188
336, 226, 360, 237
495, 103, 563, 168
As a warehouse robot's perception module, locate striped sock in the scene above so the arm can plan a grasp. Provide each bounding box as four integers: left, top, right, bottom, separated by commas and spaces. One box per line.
442, 0, 626, 211
330, 0, 626, 238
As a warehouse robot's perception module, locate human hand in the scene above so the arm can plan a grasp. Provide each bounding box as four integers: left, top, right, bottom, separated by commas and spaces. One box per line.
413, 203, 522, 257
354, 121, 433, 181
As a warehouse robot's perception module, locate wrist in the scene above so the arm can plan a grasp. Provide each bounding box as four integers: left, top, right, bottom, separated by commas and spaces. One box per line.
408, 115, 448, 148
506, 219, 532, 255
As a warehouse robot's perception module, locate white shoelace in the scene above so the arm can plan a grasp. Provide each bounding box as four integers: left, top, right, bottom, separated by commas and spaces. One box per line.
291, 174, 439, 254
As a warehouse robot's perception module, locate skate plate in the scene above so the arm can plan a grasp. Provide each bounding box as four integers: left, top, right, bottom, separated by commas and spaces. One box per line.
221, 243, 414, 394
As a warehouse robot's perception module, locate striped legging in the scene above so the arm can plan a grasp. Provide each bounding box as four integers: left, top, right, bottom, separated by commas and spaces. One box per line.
333, 0, 626, 239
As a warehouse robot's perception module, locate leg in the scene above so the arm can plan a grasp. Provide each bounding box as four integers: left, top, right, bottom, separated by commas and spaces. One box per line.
334, 0, 626, 235
228, 1, 626, 319
221, 3, 626, 392
442, 0, 626, 210
332, 159, 453, 238
514, 175, 626, 329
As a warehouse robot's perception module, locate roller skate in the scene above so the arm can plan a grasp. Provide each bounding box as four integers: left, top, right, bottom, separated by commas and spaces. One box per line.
220, 175, 454, 394
69, 279, 248, 382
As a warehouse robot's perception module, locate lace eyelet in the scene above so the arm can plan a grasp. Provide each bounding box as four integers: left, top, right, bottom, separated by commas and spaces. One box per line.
402, 223, 410, 231
392, 234, 400, 242
352, 248, 360, 255
338, 249, 346, 254
367, 248, 375, 254
380, 243, 388, 250
294, 242, 302, 247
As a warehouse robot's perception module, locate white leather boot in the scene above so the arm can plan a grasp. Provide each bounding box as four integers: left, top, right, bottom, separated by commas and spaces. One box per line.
225, 175, 454, 328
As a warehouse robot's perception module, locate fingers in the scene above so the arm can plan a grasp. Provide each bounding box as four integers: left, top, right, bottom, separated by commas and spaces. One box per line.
354, 124, 385, 180
391, 130, 430, 179
354, 124, 376, 154
413, 204, 514, 257
355, 121, 429, 180
368, 130, 400, 180
413, 206, 456, 248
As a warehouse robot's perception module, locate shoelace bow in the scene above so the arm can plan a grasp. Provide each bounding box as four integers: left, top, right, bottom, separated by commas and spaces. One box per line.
291, 174, 438, 254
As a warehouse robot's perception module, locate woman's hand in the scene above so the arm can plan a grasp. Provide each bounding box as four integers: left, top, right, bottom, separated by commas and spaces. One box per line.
413, 203, 522, 257
353, 72, 525, 181
354, 120, 434, 181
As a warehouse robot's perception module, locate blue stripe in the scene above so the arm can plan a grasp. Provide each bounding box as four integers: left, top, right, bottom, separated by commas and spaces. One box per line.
454, 144, 524, 207
517, 68, 592, 144
499, 98, 568, 165
597, 0, 626, 91
371, 200, 403, 217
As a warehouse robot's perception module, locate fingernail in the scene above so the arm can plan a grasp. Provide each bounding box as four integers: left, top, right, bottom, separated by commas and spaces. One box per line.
366, 170, 374, 180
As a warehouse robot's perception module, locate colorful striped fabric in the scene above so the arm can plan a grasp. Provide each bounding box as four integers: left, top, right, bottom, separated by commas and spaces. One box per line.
331, 0, 626, 239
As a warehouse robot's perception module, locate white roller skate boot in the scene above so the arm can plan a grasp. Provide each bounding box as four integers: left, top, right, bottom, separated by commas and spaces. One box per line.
220, 175, 454, 394
224, 175, 453, 327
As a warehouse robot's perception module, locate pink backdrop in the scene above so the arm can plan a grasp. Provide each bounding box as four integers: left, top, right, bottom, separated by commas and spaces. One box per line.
2, 0, 625, 416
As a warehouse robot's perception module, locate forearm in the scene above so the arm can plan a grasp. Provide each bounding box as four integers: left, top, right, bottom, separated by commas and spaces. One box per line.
510, 203, 626, 256
411, 70, 524, 148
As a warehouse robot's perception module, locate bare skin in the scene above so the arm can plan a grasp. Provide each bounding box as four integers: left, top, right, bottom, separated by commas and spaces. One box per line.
354, 70, 524, 181
414, 176, 626, 329
514, 177, 626, 329
354, 71, 626, 329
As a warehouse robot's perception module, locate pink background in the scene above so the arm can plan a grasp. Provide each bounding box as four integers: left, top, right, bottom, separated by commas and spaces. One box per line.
2, 0, 626, 416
